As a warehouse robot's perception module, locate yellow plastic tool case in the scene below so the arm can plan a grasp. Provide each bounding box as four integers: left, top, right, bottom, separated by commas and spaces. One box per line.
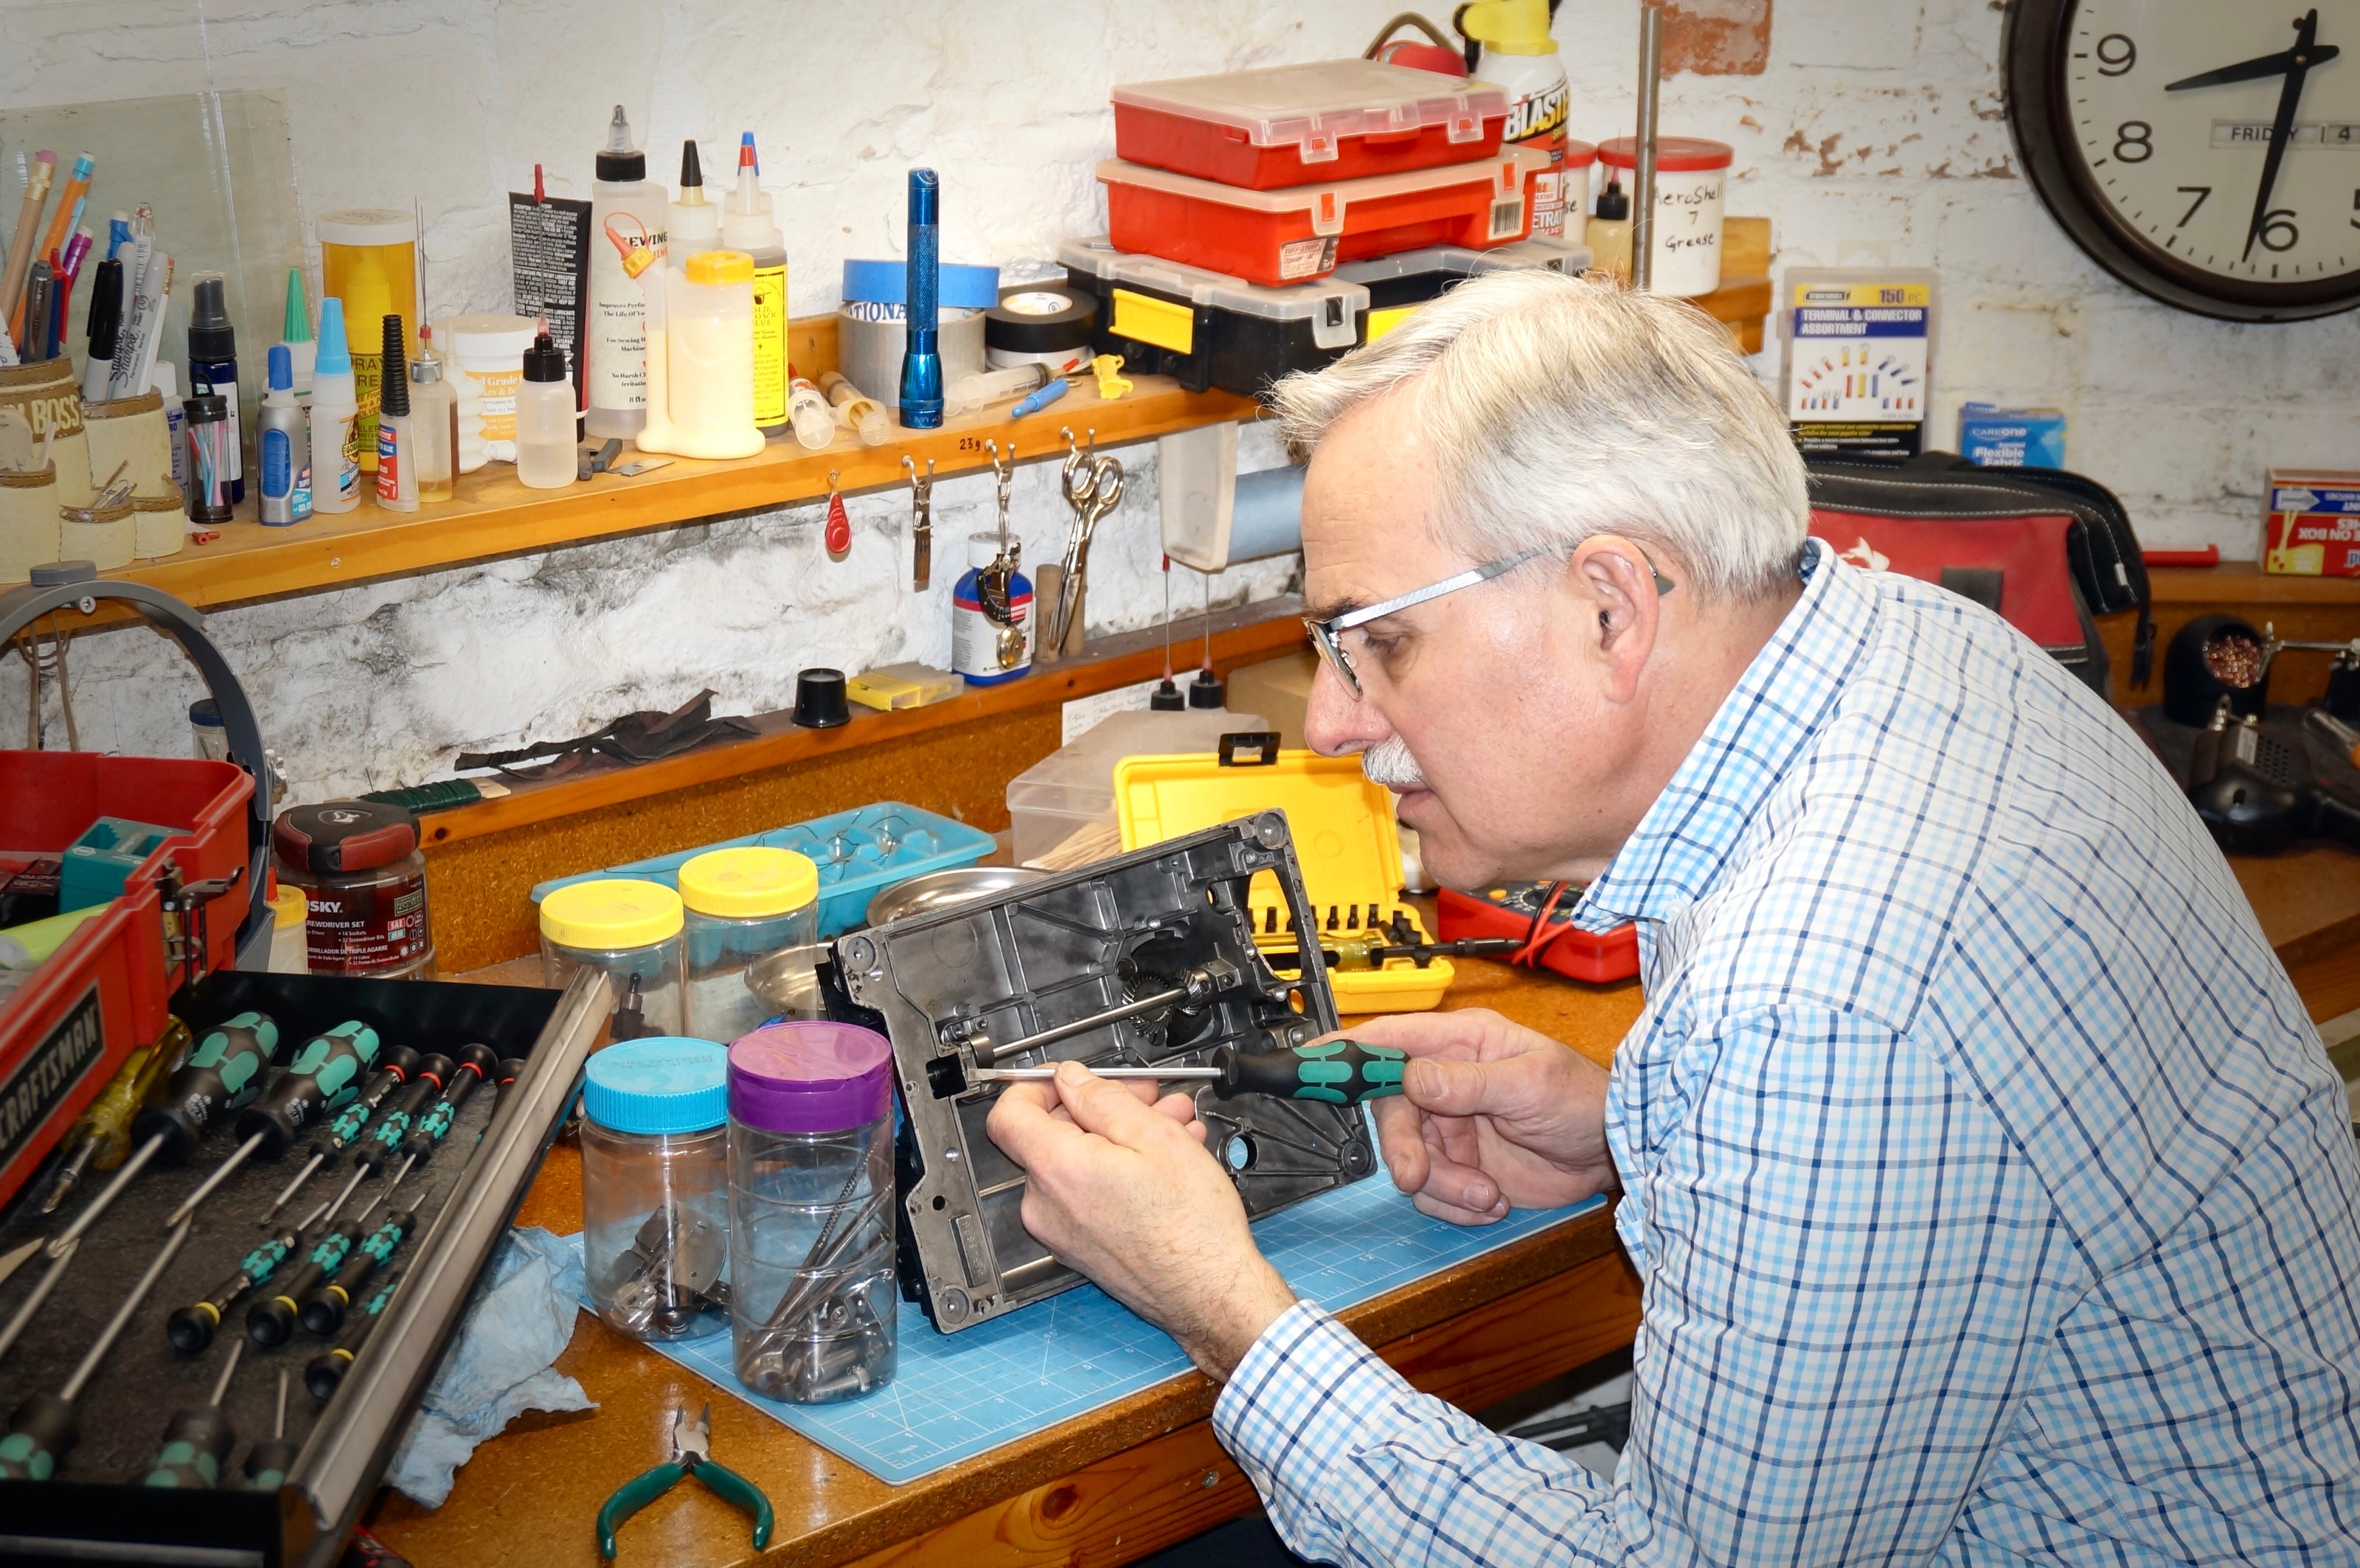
1114, 740, 1450, 1013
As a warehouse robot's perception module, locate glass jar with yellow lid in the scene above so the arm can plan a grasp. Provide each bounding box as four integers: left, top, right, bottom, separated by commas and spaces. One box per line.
679, 847, 821, 1042
540, 878, 685, 1039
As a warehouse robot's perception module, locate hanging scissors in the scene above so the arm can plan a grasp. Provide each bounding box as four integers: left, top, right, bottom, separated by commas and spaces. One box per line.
1052, 454, 1124, 652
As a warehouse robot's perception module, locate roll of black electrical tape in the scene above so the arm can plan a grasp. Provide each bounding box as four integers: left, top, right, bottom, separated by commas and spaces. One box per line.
987, 283, 1095, 355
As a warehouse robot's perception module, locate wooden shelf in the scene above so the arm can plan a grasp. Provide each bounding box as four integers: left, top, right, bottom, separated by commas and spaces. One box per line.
2149, 559, 2360, 607
420, 599, 1310, 849
107, 356, 1257, 618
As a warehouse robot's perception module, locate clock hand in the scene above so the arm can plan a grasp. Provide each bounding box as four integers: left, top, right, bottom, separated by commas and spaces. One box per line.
2167, 48, 2298, 92
2243, 8, 2323, 260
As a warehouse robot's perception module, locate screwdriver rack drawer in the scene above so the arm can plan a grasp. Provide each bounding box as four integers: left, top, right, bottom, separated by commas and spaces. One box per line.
0, 968, 608, 1568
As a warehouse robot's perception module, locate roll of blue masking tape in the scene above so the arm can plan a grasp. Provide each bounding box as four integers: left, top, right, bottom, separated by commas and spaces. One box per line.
843, 258, 1000, 309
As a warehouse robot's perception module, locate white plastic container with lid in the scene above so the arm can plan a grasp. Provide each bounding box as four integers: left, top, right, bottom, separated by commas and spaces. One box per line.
540, 877, 686, 1038
515, 330, 577, 490
1596, 136, 1734, 298
586, 105, 669, 440
438, 313, 536, 465
1007, 705, 1268, 871
637, 251, 763, 460
581, 1036, 732, 1342
1111, 59, 1509, 190
678, 846, 822, 1043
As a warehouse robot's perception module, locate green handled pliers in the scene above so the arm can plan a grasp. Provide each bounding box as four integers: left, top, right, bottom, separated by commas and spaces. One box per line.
596, 1402, 774, 1559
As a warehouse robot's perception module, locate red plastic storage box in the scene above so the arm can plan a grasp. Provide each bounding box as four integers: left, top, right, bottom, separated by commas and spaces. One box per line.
1099, 146, 1549, 286
1111, 58, 1508, 190
0, 752, 255, 1208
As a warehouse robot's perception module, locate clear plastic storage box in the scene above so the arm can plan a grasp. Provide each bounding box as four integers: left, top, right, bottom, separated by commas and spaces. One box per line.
1111, 59, 1508, 190
1006, 707, 1268, 872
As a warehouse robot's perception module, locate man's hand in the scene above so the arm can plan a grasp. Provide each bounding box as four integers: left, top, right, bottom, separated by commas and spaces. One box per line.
986, 1062, 1298, 1381
1350, 1009, 1618, 1224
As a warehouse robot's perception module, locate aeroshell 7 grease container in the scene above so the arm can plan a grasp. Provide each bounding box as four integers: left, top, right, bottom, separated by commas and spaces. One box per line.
271, 799, 434, 978
952, 531, 1032, 684
727, 1021, 897, 1403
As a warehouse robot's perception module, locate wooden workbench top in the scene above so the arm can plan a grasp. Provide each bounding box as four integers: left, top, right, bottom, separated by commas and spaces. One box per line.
364, 960, 1644, 1568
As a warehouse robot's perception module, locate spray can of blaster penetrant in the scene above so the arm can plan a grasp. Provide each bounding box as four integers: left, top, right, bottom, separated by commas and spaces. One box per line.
1460, 0, 1571, 237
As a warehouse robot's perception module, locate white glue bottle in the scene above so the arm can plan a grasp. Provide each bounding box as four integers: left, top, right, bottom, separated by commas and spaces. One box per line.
722, 133, 788, 439
308, 299, 362, 515
1461, 0, 1570, 238
586, 105, 669, 440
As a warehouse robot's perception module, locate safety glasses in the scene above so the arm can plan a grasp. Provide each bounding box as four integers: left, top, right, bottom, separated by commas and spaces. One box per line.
1305, 542, 1674, 698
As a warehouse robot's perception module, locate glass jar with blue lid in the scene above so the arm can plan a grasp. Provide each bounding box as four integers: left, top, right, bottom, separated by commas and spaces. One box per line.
580, 1036, 731, 1342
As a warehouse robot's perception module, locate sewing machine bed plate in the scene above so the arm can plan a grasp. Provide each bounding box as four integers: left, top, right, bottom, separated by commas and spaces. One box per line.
837, 816, 1376, 1335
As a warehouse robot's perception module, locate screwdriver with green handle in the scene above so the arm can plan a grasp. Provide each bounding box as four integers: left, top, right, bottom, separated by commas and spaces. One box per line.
0, 1015, 282, 1369
243, 1369, 297, 1491
302, 1052, 454, 1230
139, 1338, 245, 1488
257, 1043, 421, 1227
246, 1217, 369, 1347
299, 1207, 415, 1337
167, 1222, 305, 1354
165, 1021, 384, 1227
972, 1037, 1409, 1104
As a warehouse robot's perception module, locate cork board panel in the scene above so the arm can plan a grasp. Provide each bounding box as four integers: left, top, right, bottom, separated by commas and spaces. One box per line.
423, 705, 1065, 973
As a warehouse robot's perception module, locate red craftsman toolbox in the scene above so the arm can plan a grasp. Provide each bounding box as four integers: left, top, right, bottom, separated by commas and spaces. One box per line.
1112, 58, 1508, 190
0, 753, 254, 1208
1100, 146, 1548, 285
1437, 881, 1640, 985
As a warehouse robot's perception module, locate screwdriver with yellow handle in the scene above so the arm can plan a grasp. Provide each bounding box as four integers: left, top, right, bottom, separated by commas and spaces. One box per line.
38, 1019, 194, 1214
974, 1038, 1409, 1106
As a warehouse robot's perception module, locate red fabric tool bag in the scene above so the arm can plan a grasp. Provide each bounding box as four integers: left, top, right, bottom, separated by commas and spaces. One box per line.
1806, 454, 2153, 698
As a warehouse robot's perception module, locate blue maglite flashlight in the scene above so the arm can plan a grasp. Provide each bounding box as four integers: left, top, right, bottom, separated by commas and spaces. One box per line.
899, 169, 943, 429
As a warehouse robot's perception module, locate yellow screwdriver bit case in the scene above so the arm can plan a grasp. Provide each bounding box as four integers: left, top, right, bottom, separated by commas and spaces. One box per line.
1114, 738, 1451, 1013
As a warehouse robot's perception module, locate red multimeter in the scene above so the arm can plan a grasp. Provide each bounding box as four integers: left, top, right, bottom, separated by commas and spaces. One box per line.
1434, 881, 1640, 984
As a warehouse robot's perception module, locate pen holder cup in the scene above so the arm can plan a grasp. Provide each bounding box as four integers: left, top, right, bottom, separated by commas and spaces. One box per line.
60, 492, 135, 571
84, 391, 178, 504
0, 462, 60, 585
133, 489, 185, 560
0, 357, 94, 508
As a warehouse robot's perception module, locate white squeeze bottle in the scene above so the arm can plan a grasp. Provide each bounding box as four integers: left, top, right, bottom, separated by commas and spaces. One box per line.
586, 105, 669, 440
309, 296, 362, 514
722, 133, 788, 440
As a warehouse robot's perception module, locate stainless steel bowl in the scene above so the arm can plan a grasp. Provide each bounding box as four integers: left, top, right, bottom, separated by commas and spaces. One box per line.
863, 865, 1045, 928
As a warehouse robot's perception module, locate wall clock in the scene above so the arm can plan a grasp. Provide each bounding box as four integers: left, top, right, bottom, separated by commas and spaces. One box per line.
2005, 1, 2360, 320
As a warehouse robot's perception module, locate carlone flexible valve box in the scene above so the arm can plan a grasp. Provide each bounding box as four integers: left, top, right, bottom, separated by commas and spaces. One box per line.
2263, 468, 2360, 577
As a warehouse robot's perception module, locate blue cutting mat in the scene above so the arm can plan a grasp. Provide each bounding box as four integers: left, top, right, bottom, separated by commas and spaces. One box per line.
571, 1182, 1605, 1485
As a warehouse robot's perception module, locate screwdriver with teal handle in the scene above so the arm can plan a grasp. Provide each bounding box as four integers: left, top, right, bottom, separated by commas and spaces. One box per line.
167, 1221, 305, 1353
138, 1338, 244, 1488
164, 1021, 384, 1227
0, 1016, 282, 1369
301, 1052, 453, 1231
971, 1038, 1409, 1104
243, 1369, 297, 1491
258, 1043, 421, 1227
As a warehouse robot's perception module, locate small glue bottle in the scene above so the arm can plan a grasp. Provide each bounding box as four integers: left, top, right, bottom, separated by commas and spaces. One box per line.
951, 531, 1032, 685
257, 344, 310, 525
374, 313, 418, 513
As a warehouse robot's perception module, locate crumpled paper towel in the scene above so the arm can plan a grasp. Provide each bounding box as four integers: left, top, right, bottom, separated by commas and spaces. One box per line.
387, 1226, 596, 1506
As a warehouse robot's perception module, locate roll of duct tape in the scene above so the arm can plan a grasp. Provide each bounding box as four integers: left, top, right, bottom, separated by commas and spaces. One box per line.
837, 305, 988, 414
841, 258, 1000, 310
987, 283, 1095, 356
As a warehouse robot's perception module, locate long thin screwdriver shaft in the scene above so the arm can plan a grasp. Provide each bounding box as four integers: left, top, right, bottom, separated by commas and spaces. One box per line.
49, 1132, 164, 1254
164, 1129, 268, 1228
61, 1219, 190, 1401
974, 1066, 1218, 1082
0, 1238, 77, 1366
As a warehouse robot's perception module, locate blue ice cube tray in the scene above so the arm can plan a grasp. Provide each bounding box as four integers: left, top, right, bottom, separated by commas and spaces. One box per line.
527, 801, 998, 937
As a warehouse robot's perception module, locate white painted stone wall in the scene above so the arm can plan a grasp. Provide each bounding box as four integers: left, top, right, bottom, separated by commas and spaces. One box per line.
3, 0, 2354, 800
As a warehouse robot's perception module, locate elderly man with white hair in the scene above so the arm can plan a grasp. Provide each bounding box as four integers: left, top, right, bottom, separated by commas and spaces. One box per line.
988, 271, 2360, 1566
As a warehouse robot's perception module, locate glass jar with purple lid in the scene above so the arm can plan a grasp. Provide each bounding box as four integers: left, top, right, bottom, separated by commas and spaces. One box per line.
726, 1020, 897, 1402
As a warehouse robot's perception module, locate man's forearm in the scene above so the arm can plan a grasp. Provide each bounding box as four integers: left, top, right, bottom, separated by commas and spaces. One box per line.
1213, 1304, 1625, 1568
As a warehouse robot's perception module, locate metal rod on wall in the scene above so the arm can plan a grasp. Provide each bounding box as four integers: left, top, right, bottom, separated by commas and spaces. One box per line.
1632, 2, 1665, 292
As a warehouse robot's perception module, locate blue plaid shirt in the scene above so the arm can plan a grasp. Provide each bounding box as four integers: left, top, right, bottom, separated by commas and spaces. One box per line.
1215, 539, 2360, 1565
